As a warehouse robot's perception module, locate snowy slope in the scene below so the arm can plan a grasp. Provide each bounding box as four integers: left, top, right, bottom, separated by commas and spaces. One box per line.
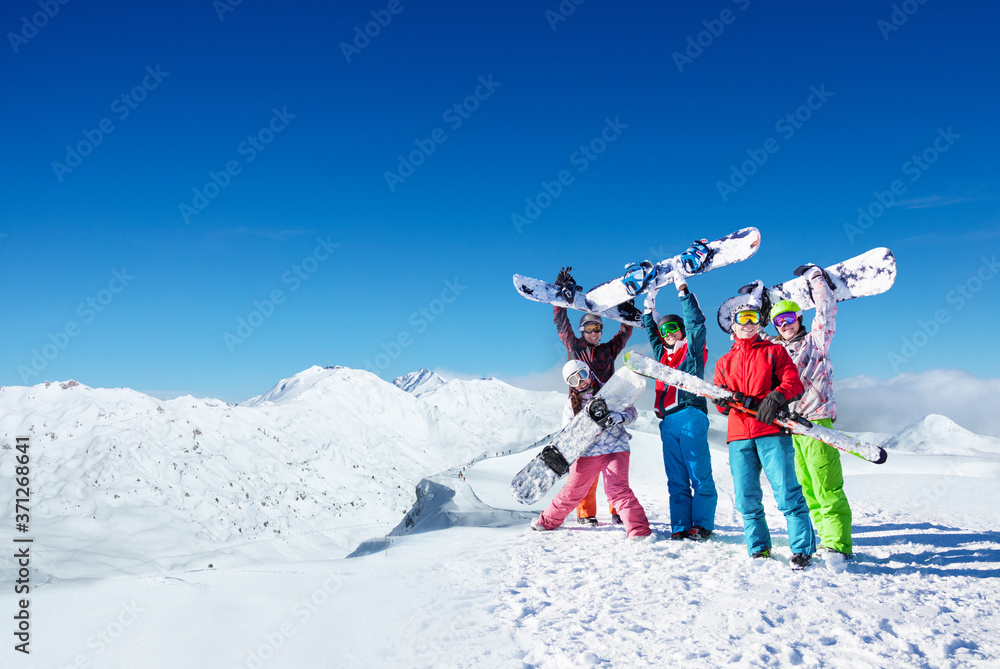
0, 368, 490, 580
3, 369, 1000, 667
414, 376, 567, 450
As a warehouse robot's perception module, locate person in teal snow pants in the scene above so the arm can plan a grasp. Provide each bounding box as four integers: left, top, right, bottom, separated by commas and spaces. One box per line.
642, 275, 717, 540
768, 265, 853, 558
714, 300, 816, 569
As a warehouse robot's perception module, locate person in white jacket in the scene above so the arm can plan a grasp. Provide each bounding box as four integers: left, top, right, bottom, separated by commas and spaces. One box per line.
768, 265, 852, 558
531, 360, 652, 539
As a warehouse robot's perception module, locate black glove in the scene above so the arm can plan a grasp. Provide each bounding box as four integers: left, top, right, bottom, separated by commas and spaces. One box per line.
555, 267, 575, 287
712, 395, 731, 415
756, 390, 786, 425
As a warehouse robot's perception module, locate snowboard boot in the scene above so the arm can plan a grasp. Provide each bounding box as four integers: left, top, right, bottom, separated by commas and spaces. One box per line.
611, 514, 623, 525
818, 545, 853, 560
577, 516, 598, 527
670, 531, 688, 541
790, 553, 812, 570
686, 526, 712, 540
750, 548, 771, 559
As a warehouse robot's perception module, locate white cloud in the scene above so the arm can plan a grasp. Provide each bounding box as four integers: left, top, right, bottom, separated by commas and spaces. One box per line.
834, 369, 1000, 438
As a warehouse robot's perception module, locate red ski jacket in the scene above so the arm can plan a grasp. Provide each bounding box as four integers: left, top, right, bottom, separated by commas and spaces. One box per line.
713, 335, 804, 442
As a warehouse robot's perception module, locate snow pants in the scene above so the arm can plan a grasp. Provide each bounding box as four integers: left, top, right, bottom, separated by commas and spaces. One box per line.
793, 418, 853, 554
538, 452, 651, 538
660, 407, 717, 533
729, 435, 816, 556
575, 475, 616, 518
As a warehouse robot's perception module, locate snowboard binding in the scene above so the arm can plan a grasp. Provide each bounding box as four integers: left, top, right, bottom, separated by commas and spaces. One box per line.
778, 410, 814, 429
539, 445, 570, 476
587, 397, 616, 428
555, 267, 581, 303
681, 239, 713, 274
620, 261, 655, 297
736, 281, 773, 326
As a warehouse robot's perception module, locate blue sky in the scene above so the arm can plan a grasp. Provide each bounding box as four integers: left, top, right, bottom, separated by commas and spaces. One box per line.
2, 0, 998, 402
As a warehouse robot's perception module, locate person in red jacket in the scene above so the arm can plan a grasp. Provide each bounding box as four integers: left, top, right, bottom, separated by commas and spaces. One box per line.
713, 300, 816, 569
553, 268, 633, 525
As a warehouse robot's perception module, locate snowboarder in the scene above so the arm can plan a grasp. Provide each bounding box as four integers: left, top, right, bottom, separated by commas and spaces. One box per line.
766, 266, 853, 559
642, 276, 718, 541
712, 299, 816, 569
531, 360, 651, 539
553, 267, 633, 525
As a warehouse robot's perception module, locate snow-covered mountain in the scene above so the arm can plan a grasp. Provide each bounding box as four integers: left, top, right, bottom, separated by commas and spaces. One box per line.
881, 413, 1000, 458
0, 367, 559, 580
410, 376, 566, 448
392, 367, 446, 397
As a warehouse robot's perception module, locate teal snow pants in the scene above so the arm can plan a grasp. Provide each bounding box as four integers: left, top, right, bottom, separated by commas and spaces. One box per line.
660, 406, 717, 534
729, 434, 816, 557
793, 418, 853, 555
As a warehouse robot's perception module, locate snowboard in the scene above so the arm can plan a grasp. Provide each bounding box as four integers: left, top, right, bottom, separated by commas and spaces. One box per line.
511, 367, 647, 504
717, 247, 896, 334
623, 351, 887, 464
512, 274, 645, 327
585, 227, 761, 311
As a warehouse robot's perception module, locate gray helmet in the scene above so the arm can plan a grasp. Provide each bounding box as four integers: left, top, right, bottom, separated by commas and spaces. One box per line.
578, 313, 603, 332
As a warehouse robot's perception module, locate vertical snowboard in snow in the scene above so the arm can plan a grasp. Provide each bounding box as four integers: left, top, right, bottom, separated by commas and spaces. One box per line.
717, 247, 896, 334
512, 274, 645, 327
585, 227, 761, 311
623, 351, 887, 464
510, 367, 646, 505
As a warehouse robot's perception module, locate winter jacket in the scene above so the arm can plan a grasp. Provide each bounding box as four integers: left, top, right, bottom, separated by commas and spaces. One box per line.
766, 273, 838, 421
554, 306, 632, 384
642, 290, 709, 418
713, 335, 804, 442
561, 389, 637, 457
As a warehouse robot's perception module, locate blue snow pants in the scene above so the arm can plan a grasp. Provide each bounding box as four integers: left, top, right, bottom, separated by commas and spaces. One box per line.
729, 434, 816, 556
660, 407, 717, 533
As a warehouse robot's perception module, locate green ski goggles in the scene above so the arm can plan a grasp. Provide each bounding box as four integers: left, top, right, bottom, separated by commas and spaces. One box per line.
659, 322, 681, 336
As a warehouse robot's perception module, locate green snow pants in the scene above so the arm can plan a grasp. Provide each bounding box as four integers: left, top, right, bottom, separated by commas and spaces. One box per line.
792, 418, 853, 555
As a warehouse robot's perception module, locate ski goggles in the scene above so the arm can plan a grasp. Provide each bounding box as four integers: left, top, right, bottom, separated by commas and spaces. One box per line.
733, 310, 761, 326
566, 368, 590, 387
773, 311, 799, 328
659, 321, 681, 336
581, 323, 603, 334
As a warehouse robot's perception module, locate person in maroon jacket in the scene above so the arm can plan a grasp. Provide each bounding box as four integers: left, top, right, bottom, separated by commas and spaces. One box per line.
713, 300, 816, 569
553, 268, 633, 525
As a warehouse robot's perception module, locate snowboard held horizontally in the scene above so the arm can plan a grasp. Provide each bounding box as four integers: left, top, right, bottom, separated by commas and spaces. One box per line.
512, 274, 645, 327
622, 351, 887, 464
585, 227, 761, 311
717, 247, 896, 334
510, 367, 647, 504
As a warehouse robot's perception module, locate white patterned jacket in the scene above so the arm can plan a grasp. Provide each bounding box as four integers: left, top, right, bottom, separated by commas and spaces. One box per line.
768, 271, 838, 422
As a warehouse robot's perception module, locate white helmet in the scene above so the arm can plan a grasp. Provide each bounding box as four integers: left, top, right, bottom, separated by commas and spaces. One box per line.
562, 359, 591, 387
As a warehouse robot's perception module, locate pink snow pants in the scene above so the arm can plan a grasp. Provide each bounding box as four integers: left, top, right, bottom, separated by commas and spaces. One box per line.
537, 452, 651, 538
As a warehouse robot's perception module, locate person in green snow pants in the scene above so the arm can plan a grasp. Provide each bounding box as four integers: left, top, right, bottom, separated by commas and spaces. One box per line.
768, 265, 853, 557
